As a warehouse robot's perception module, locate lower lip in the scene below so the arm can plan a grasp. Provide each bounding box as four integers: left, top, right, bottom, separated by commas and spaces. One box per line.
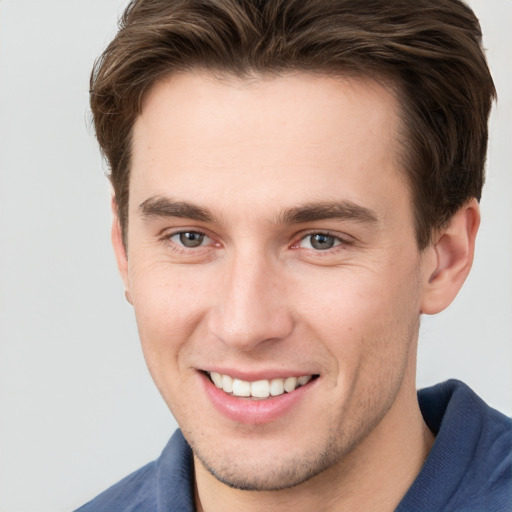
201, 372, 316, 425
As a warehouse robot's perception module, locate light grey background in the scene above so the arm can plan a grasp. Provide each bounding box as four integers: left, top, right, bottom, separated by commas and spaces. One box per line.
0, 1, 510, 511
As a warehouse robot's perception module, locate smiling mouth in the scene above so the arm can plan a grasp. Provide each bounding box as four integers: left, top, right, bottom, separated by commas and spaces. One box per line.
205, 371, 319, 399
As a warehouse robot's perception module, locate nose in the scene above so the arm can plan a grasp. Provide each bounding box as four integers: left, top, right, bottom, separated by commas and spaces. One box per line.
208, 251, 294, 351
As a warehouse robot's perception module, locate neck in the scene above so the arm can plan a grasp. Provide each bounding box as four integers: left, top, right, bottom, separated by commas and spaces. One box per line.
194, 377, 434, 512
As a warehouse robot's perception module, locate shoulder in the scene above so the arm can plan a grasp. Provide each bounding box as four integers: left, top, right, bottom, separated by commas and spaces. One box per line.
418, 379, 511, 443
419, 379, 511, 436
74, 462, 158, 512
437, 380, 512, 511
74, 429, 195, 512
398, 380, 511, 511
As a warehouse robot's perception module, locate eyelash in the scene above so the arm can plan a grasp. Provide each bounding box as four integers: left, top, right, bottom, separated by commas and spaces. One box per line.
162, 229, 351, 254
293, 231, 351, 252
162, 230, 213, 251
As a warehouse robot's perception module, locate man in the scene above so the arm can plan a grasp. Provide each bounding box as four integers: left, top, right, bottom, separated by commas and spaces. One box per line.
77, 0, 511, 510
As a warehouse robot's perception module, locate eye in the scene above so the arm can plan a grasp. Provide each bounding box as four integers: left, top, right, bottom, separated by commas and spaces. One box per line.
170, 231, 210, 248
299, 233, 342, 251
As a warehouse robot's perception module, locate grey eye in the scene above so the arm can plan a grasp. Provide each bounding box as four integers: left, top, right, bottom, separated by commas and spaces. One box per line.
310, 234, 335, 250
173, 231, 206, 248
299, 233, 340, 250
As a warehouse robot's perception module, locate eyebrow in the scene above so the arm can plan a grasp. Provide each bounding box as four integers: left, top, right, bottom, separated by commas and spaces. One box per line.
279, 201, 378, 225
139, 196, 215, 223
139, 196, 378, 226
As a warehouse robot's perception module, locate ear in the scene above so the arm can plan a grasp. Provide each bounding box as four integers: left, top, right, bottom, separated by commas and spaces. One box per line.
111, 196, 132, 304
421, 199, 480, 315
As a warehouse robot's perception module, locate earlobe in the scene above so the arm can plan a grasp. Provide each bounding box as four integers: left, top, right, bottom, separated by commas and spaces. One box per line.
421, 199, 480, 315
111, 196, 131, 301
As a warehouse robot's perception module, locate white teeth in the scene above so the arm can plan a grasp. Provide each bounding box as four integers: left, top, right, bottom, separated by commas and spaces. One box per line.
210, 371, 223, 388
251, 380, 270, 398
298, 375, 312, 386
208, 372, 313, 398
284, 376, 298, 393
269, 378, 284, 396
232, 379, 251, 397
222, 374, 234, 393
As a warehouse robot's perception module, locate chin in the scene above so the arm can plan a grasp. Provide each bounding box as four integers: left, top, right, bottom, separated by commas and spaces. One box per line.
192, 433, 345, 492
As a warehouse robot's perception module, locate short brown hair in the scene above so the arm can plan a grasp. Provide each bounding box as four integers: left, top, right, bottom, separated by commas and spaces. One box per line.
90, 0, 496, 249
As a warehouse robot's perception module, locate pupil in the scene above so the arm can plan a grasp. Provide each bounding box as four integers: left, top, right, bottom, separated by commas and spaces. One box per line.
311, 234, 334, 250
180, 232, 204, 247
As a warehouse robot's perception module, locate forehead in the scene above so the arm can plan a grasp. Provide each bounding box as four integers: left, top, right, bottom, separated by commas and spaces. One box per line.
130, 71, 409, 224
134, 70, 401, 159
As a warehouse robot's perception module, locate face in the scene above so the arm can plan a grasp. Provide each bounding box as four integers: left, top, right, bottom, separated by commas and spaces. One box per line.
116, 71, 433, 490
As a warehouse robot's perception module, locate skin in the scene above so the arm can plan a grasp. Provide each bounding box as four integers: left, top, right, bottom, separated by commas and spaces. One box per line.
112, 71, 479, 512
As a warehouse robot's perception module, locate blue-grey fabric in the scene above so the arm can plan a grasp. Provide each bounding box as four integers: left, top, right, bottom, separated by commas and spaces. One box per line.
396, 380, 512, 511
75, 380, 512, 511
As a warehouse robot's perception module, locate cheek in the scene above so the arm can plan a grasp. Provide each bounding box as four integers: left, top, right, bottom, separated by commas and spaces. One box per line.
128, 260, 213, 365
128, 269, 214, 420
296, 261, 422, 365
